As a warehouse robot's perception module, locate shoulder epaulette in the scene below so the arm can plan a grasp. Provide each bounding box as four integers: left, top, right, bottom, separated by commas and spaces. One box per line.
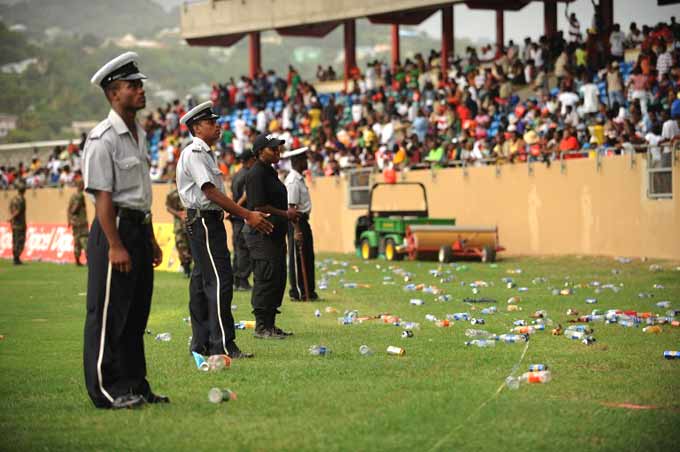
88, 119, 113, 140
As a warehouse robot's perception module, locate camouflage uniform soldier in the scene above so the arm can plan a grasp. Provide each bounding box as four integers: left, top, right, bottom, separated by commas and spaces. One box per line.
9, 180, 26, 265
68, 179, 89, 266
166, 186, 192, 277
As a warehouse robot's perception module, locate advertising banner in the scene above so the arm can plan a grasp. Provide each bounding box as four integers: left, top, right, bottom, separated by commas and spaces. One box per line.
0, 222, 181, 273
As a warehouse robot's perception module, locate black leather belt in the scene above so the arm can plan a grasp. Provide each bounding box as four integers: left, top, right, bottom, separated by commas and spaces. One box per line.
187, 209, 223, 220
299, 212, 310, 221
116, 207, 151, 224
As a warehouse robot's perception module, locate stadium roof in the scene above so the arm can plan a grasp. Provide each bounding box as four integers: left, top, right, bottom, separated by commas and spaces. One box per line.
180, 0, 573, 45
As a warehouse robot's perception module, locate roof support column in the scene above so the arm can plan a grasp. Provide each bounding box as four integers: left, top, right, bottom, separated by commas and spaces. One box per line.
495, 9, 504, 57
544, 0, 557, 38
249, 31, 261, 79
344, 19, 356, 87
391, 24, 400, 73
441, 4, 453, 76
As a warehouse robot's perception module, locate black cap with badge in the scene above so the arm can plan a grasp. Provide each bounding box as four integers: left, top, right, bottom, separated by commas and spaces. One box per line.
252, 133, 285, 155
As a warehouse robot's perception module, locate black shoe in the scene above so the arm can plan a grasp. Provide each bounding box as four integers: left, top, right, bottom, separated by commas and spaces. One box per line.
229, 349, 255, 359
13, 258, 22, 266
182, 263, 191, 278
110, 394, 145, 409
142, 392, 170, 404
253, 328, 285, 340
272, 326, 294, 337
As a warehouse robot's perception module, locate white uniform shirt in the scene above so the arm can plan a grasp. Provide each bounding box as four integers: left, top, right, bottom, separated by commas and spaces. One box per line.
284, 168, 311, 215
176, 137, 225, 210
82, 109, 152, 211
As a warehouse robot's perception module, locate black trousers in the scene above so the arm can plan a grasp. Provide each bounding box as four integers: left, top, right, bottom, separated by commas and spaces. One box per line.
245, 227, 286, 329
231, 220, 252, 287
83, 217, 153, 408
186, 213, 236, 356
287, 217, 316, 300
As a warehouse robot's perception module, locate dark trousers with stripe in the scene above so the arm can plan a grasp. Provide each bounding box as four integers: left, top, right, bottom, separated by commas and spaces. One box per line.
231, 220, 252, 287
187, 213, 236, 356
83, 217, 153, 408
245, 227, 287, 329
287, 217, 316, 300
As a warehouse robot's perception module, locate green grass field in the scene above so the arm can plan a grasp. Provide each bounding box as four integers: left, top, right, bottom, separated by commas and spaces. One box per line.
1, 254, 679, 451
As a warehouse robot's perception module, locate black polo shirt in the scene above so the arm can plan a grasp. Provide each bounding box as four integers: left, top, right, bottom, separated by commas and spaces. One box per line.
245, 160, 288, 240
230, 166, 249, 222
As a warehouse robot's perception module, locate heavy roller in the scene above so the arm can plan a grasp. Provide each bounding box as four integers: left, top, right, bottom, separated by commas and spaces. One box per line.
403, 224, 504, 263
354, 182, 504, 262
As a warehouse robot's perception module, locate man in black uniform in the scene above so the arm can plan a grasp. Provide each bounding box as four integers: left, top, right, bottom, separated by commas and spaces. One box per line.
176, 102, 273, 359
82, 52, 165, 409
245, 134, 300, 339
230, 149, 256, 291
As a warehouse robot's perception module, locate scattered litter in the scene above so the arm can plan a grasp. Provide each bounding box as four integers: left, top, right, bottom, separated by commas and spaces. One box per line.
507, 305, 522, 312
529, 364, 548, 371
401, 330, 414, 338
463, 297, 497, 303
649, 264, 662, 272
208, 388, 237, 404
520, 370, 552, 384
481, 306, 497, 315
497, 334, 528, 343
314, 309, 321, 317
470, 318, 485, 325
409, 299, 424, 306
155, 332, 172, 342
447, 312, 470, 321
507, 296, 521, 304
192, 352, 209, 371
656, 301, 671, 309
359, 345, 374, 356
309, 345, 330, 356
465, 329, 495, 338
435, 319, 451, 327
664, 351, 680, 359
324, 306, 338, 314
386, 346, 405, 356
615, 257, 632, 264
653, 284, 665, 289
465, 339, 495, 347
642, 325, 662, 334
585, 298, 598, 304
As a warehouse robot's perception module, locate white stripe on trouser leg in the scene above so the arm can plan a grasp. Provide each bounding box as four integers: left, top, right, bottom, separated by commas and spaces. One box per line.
96, 217, 118, 404
201, 218, 228, 355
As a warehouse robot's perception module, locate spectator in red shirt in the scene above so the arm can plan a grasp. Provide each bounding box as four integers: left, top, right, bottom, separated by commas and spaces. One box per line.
559, 127, 580, 153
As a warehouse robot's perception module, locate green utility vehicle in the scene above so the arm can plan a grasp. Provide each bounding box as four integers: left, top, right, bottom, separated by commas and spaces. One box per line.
354, 182, 456, 261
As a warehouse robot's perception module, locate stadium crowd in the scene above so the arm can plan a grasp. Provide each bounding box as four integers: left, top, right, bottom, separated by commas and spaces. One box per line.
2, 16, 680, 189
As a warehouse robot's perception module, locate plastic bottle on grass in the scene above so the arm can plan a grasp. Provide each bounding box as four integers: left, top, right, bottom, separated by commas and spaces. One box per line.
359, 345, 374, 356
155, 332, 172, 342
465, 328, 495, 338
498, 334, 528, 343
309, 345, 330, 356
520, 370, 552, 384
465, 339, 496, 348
664, 351, 680, 359
208, 388, 237, 404
386, 346, 405, 356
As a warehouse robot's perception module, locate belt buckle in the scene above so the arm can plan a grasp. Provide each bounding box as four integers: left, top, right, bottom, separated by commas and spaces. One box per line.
143, 212, 151, 224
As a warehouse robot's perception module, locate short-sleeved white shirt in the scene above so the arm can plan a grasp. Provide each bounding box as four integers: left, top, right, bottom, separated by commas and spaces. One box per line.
176, 137, 225, 210
284, 168, 311, 215
82, 109, 152, 211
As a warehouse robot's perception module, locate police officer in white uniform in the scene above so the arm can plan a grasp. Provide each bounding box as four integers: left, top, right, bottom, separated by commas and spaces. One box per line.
176, 101, 273, 359
282, 147, 318, 301
82, 52, 165, 409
